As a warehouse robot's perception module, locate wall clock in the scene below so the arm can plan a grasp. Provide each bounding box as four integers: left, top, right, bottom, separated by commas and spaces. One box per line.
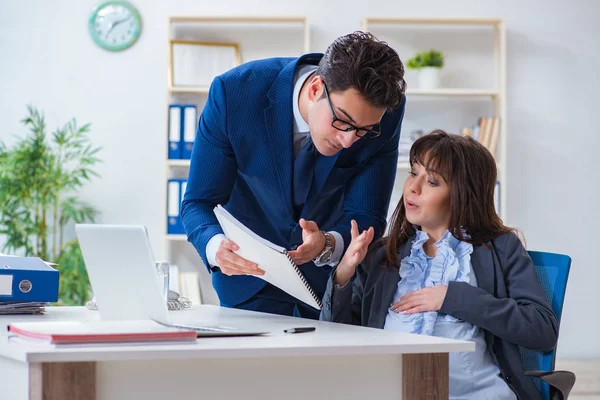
89, 1, 142, 52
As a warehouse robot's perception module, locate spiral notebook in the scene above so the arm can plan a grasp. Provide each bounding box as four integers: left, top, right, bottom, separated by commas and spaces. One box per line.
213, 205, 322, 310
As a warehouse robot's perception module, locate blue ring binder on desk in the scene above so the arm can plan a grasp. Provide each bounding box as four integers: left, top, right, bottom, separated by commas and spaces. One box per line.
0, 256, 59, 303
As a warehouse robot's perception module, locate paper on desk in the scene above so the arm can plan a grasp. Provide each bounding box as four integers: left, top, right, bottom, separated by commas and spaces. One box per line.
0, 252, 57, 266
0, 302, 47, 309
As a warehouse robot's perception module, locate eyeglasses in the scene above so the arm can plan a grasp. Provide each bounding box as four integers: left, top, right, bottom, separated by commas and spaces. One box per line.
322, 82, 381, 139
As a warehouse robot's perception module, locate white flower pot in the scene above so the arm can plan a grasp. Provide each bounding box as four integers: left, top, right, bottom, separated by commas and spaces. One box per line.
419, 67, 441, 89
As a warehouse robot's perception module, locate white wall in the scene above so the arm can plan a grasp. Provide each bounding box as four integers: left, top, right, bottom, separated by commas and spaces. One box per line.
1, 0, 598, 359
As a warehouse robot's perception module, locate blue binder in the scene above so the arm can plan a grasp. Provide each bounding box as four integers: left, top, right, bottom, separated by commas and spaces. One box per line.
181, 105, 197, 159
167, 179, 186, 234
0, 256, 59, 302
168, 105, 183, 159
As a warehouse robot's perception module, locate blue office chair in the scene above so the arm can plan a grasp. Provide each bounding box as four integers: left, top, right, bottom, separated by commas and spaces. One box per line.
520, 251, 576, 400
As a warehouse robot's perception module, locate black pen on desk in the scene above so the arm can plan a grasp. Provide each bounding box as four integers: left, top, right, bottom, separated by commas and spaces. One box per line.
284, 327, 316, 334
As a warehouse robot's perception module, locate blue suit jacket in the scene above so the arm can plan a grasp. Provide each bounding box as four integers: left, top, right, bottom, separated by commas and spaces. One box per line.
181, 53, 406, 307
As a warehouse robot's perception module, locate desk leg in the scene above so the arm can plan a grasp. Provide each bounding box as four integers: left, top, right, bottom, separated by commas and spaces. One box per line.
402, 353, 449, 399
29, 362, 96, 400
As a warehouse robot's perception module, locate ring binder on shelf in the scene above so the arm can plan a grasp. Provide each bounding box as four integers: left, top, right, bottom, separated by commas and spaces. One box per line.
213, 205, 322, 310
167, 179, 186, 234
181, 105, 197, 159
168, 105, 183, 159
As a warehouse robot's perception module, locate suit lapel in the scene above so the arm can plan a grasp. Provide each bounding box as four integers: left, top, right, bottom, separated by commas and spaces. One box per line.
377, 268, 400, 328
264, 102, 294, 218
264, 54, 322, 220
374, 240, 412, 328
470, 242, 497, 348
470, 243, 495, 295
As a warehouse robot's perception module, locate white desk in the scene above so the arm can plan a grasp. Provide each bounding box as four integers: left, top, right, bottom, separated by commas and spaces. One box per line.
0, 305, 474, 400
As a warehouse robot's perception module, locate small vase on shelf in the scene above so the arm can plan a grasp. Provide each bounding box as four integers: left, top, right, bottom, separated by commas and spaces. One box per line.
419, 66, 441, 89
407, 49, 445, 90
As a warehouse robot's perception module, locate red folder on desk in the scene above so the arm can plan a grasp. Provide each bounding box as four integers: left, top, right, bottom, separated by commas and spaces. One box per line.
7, 320, 197, 344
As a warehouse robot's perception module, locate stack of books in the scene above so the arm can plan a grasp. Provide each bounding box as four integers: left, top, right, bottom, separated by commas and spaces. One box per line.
460, 116, 501, 159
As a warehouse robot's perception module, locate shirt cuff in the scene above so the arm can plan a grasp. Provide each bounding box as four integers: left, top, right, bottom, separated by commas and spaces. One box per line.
206, 233, 226, 267
327, 231, 344, 266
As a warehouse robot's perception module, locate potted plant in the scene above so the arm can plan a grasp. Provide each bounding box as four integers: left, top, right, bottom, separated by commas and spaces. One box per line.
406, 49, 445, 89
0, 105, 102, 305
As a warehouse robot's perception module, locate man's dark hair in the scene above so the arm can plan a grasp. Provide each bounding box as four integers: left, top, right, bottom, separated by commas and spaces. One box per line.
317, 31, 406, 110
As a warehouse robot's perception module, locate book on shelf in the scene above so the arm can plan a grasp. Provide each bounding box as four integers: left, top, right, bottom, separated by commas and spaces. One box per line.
460, 127, 473, 137
460, 116, 501, 158
487, 117, 501, 158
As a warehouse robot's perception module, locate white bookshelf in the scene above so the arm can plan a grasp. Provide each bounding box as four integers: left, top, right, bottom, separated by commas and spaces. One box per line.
364, 17, 503, 26
168, 87, 210, 94
362, 17, 508, 222
164, 16, 311, 305
405, 88, 499, 97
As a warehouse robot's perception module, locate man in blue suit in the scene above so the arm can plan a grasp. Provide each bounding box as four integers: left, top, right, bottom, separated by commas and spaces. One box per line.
181, 31, 406, 319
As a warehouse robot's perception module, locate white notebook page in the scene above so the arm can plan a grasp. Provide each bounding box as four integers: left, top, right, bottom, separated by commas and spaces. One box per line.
213, 205, 321, 310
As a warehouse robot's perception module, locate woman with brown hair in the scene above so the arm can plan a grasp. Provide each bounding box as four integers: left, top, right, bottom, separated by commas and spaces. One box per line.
320, 130, 557, 399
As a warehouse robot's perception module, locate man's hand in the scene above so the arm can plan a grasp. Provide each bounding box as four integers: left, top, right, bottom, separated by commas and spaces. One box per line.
215, 239, 265, 276
288, 219, 327, 265
390, 285, 448, 314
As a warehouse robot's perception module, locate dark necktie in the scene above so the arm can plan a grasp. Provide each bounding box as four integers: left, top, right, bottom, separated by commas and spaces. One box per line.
292, 137, 316, 217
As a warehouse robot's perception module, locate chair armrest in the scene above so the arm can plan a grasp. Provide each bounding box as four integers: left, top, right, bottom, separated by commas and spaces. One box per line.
525, 370, 576, 400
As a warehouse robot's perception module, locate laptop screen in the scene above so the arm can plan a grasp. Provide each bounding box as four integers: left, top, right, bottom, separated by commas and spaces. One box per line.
75, 224, 171, 325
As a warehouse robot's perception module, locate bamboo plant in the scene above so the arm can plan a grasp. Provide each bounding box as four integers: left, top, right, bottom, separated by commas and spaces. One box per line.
0, 105, 102, 305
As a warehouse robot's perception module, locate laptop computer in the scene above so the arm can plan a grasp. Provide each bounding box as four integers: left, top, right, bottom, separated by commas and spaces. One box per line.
75, 223, 267, 337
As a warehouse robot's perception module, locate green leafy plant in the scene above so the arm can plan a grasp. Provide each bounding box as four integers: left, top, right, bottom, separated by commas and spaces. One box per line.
406, 49, 445, 69
0, 105, 102, 305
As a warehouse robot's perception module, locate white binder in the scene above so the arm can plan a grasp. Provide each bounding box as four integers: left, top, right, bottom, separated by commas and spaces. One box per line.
168, 105, 182, 159
182, 105, 197, 158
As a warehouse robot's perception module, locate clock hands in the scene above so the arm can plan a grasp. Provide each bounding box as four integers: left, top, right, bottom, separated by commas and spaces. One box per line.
105, 16, 132, 40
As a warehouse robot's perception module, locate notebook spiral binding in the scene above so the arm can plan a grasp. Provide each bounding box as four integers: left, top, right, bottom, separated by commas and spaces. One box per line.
285, 252, 323, 309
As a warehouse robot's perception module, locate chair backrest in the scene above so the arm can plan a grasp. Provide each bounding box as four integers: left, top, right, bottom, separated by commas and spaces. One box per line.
519, 250, 572, 400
